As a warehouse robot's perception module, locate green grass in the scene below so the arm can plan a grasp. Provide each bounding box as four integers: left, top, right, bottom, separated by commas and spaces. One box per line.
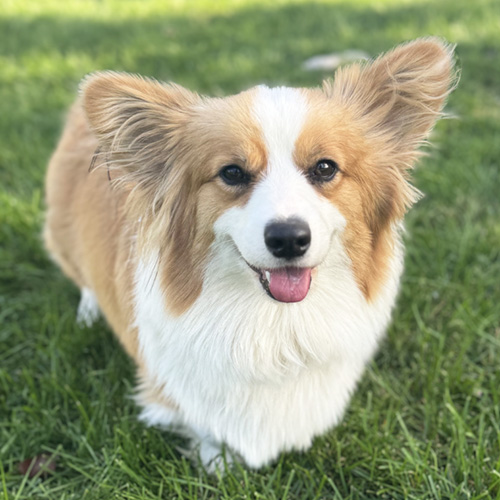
1, 0, 500, 498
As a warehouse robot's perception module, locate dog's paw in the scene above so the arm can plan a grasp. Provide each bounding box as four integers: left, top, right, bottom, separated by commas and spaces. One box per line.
176, 435, 233, 474
198, 438, 233, 474
76, 288, 100, 328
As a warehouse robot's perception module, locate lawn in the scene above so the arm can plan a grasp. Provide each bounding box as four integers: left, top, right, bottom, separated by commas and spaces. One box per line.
1, 0, 500, 498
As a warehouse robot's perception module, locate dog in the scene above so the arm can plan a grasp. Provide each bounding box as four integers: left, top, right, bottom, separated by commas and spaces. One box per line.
44, 38, 456, 470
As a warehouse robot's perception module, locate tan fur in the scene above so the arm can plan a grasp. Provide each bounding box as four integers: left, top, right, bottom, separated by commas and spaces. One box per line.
44, 101, 139, 359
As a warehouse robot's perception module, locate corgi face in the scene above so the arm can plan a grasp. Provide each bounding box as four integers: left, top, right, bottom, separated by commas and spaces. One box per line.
213, 86, 346, 304
82, 39, 455, 315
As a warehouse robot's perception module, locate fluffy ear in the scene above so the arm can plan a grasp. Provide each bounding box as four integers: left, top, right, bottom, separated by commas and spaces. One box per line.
323, 37, 457, 169
82, 71, 199, 149
81, 71, 201, 227
81, 71, 200, 197
322, 38, 457, 235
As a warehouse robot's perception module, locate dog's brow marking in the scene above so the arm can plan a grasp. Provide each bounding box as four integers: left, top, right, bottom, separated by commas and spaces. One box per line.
252, 86, 307, 170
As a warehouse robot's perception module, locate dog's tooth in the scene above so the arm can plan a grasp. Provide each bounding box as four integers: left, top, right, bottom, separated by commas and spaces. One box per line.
265, 271, 271, 282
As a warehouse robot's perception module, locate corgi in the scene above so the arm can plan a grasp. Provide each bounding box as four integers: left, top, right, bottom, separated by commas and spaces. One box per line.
44, 38, 456, 470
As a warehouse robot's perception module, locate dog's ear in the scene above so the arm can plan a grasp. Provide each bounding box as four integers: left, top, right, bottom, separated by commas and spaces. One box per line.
80, 71, 201, 233
323, 38, 456, 232
81, 72, 200, 196
81, 71, 199, 150
324, 38, 457, 169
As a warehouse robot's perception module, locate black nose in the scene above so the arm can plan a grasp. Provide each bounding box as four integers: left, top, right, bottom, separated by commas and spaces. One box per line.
264, 218, 311, 260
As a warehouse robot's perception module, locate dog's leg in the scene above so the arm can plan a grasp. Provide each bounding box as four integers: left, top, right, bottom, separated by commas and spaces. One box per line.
138, 401, 181, 428
171, 424, 233, 474
136, 373, 183, 429
76, 287, 100, 328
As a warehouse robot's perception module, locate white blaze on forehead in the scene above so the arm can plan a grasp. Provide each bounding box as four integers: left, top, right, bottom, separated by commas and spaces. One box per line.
252, 85, 308, 168
249, 85, 313, 221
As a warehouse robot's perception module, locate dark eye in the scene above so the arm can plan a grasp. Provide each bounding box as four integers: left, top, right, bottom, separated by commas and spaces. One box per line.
309, 159, 339, 184
219, 165, 251, 186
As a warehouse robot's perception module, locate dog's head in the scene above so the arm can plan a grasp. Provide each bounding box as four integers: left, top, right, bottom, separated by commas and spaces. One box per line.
82, 38, 456, 315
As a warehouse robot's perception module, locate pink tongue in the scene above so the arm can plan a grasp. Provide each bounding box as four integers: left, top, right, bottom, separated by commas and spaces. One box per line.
268, 268, 312, 303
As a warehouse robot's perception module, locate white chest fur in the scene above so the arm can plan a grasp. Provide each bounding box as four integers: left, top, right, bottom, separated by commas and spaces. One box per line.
134, 233, 404, 467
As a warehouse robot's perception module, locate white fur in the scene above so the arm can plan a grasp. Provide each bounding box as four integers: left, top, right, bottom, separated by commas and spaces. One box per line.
77, 287, 99, 327
253, 86, 307, 163
133, 86, 405, 468
137, 401, 179, 428
225, 86, 345, 270
135, 236, 403, 467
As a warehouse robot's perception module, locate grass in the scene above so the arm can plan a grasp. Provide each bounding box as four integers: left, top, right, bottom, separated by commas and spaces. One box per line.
1, 0, 500, 498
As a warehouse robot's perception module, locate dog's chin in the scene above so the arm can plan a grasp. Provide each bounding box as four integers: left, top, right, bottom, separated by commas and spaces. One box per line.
245, 261, 313, 303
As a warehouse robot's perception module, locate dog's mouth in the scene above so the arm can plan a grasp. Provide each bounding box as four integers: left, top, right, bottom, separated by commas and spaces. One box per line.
246, 262, 312, 303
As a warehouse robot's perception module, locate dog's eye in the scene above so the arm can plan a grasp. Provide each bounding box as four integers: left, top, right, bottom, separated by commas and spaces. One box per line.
309, 159, 338, 184
219, 165, 251, 186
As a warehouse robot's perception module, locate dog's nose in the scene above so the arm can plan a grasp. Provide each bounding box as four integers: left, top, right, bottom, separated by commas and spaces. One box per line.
264, 218, 311, 259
